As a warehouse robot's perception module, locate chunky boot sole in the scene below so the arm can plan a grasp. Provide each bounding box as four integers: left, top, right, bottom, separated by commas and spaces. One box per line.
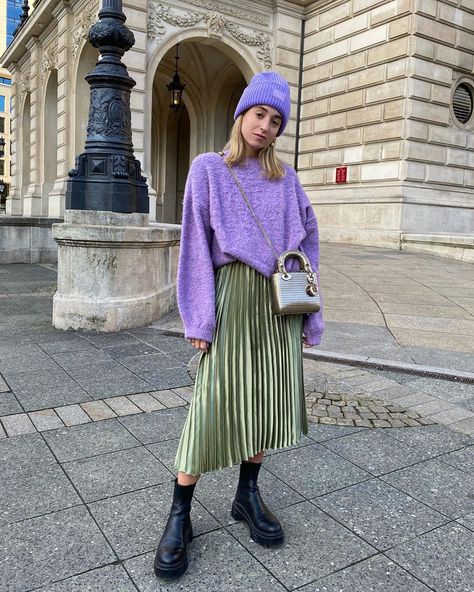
231, 500, 284, 548
154, 523, 193, 580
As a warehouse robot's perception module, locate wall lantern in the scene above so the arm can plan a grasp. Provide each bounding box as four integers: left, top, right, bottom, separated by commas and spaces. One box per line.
167, 44, 185, 112
0, 138, 5, 157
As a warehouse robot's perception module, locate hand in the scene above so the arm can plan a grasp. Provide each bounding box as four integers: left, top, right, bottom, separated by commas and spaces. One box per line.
187, 338, 210, 353
303, 338, 312, 348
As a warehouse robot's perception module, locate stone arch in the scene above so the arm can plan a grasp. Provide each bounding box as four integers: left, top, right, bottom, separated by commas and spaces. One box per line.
42, 68, 58, 214
148, 34, 251, 223
71, 40, 99, 161
21, 93, 31, 198
145, 30, 258, 177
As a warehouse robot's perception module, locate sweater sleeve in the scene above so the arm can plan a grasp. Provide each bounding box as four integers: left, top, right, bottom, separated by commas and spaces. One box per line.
296, 178, 325, 346
177, 157, 216, 343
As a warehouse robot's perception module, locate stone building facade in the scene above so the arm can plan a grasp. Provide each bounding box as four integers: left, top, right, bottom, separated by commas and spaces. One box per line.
0, 0, 473, 260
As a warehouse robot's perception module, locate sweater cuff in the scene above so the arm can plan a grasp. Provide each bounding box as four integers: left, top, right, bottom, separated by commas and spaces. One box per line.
184, 324, 215, 344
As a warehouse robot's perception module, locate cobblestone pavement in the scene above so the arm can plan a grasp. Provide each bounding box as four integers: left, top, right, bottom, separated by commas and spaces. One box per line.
0, 252, 473, 591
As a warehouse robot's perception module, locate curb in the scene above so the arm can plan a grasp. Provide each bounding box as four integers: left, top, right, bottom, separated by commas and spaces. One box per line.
153, 327, 474, 384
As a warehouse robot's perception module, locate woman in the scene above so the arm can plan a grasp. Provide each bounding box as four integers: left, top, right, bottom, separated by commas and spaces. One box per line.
154, 71, 324, 580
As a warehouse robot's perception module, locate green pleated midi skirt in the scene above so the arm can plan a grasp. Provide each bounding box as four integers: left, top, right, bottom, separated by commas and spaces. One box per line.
174, 260, 308, 475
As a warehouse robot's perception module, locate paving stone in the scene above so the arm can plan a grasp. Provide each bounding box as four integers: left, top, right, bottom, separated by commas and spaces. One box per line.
0, 375, 9, 392
119, 353, 179, 373
0, 506, 115, 591
438, 445, 474, 474
263, 443, 370, 498
312, 478, 448, 551
118, 407, 187, 444
50, 349, 112, 369
297, 553, 431, 592
150, 389, 187, 408
103, 396, 142, 416
0, 423, 5, 438
372, 385, 416, 403
37, 564, 137, 592
125, 530, 287, 592
43, 418, 141, 462
29, 409, 65, 431
457, 512, 474, 532
386, 523, 474, 592
450, 416, 474, 436
381, 459, 474, 518
138, 367, 194, 390
195, 465, 304, 525
320, 417, 337, 425
384, 424, 472, 457
54, 404, 91, 426
76, 374, 154, 400
0, 391, 23, 416
227, 501, 375, 590
1, 413, 36, 436
171, 386, 194, 402
428, 406, 474, 425
392, 392, 437, 408
323, 430, 429, 476
127, 392, 166, 412
306, 423, 365, 442
409, 399, 456, 416
89, 481, 219, 560
146, 438, 180, 473
63, 446, 171, 502
105, 342, 162, 360
81, 332, 140, 348
372, 419, 391, 428
80, 400, 117, 421
0, 463, 81, 526
0, 432, 57, 473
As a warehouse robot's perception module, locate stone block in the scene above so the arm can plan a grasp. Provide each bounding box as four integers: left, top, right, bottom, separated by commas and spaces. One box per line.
408, 78, 431, 101
103, 396, 142, 416
429, 125, 467, 147
371, 0, 411, 25
1, 413, 36, 437
304, 63, 331, 84
150, 389, 187, 408
305, 28, 332, 52
332, 52, 367, 76
426, 164, 463, 186
317, 39, 350, 64
366, 79, 406, 104
347, 104, 383, 127
29, 409, 65, 431
382, 140, 402, 159
350, 24, 388, 52
361, 161, 400, 182
439, 3, 474, 31
413, 36, 436, 60
319, 2, 351, 29
343, 144, 381, 163
80, 400, 117, 421
334, 13, 368, 40
365, 119, 401, 143
386, 57, 409, 79
411, 57, 452, 85
347, 64, 385, 90
330, 89, 364, 112
407, 120, 428, 140
314, 479, 447, 551
54, 404, 91, 426
328, 129, 362, 148
414, 15, 456, 46
315, 76, 347, 98
389, 15, 411, 38
368, 37, 409, 65
407, 140, 446, 163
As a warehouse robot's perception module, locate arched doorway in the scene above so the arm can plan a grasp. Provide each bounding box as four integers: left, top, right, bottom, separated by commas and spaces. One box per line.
42, 69, 58, 215
21, 93, 31, 198
150, 39, 247, 223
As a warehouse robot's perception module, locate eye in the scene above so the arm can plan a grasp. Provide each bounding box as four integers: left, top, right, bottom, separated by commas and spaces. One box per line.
272, 119, 280, 127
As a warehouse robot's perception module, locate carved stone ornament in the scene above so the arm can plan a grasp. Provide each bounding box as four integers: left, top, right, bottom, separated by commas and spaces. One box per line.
72, 0, 99, 59
183, 0, 267, 26
148, 1, 272, 69
20, 71, 31, 95
207, 11, 226, 38
41, 41, 58, 83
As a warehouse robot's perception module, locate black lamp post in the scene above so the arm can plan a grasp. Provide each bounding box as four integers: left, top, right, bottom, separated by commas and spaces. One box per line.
13, 0, 30, 37
167, 44, 185, 112
66, 0, 148, 213
0, 138, 5, 157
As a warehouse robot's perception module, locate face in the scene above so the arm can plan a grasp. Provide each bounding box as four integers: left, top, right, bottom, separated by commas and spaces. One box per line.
240, 105, 282, 157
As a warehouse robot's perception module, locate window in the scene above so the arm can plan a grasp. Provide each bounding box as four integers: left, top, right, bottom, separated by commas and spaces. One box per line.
7, 0, 23, 45
0, 78, 12, 85
0, 118, 4, 134
0, 96, 5, 113
0, 161, 5, 176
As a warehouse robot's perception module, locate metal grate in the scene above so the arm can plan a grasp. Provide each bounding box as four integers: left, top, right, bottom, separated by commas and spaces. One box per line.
453, 83, 473, 124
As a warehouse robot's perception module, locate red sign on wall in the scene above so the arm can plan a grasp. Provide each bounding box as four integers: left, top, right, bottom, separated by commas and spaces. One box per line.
335, 167, 347, 183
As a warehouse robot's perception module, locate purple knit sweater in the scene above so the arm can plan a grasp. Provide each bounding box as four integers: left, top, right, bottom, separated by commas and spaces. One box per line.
177, 152, 324, 345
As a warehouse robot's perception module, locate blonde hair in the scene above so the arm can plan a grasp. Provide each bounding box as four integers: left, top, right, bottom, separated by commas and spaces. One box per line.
223, 115, 286, 180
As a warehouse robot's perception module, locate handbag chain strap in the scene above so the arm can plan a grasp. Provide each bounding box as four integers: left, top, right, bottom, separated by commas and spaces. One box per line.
220, 153, 280, 261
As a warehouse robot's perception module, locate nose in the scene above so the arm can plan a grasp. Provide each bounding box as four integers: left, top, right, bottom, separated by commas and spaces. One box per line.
260, 117, 269, 131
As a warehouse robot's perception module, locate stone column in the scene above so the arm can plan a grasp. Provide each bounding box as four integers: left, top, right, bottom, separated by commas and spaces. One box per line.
6, 63, 22, 216
22, 37, 43, 216
48, 1, 74, 218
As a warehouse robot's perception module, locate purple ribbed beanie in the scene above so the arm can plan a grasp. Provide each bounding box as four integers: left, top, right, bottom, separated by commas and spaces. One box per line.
233, 71, 291, 136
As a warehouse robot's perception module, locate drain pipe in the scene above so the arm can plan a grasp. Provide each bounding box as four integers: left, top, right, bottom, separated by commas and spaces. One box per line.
294, 16, 305, 172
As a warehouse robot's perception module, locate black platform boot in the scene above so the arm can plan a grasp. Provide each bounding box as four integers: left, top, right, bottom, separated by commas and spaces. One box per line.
154, 478, 196, 580
231, 461, 284, 547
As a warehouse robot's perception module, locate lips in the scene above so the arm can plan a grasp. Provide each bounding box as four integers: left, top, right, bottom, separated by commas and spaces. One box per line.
254, 133, 266, 141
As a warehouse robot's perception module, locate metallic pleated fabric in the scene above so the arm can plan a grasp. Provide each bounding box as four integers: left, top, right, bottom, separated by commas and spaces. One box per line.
174, 260, 308, 476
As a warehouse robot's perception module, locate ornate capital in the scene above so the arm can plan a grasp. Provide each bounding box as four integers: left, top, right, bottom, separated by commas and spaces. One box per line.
72, 0, 99, 59
20, 71, 30, 95
41, 41, 59, 83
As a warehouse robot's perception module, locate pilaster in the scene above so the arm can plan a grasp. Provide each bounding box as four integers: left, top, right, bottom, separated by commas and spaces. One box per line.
6, 63, 22, 216
22, 37, 42, 216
